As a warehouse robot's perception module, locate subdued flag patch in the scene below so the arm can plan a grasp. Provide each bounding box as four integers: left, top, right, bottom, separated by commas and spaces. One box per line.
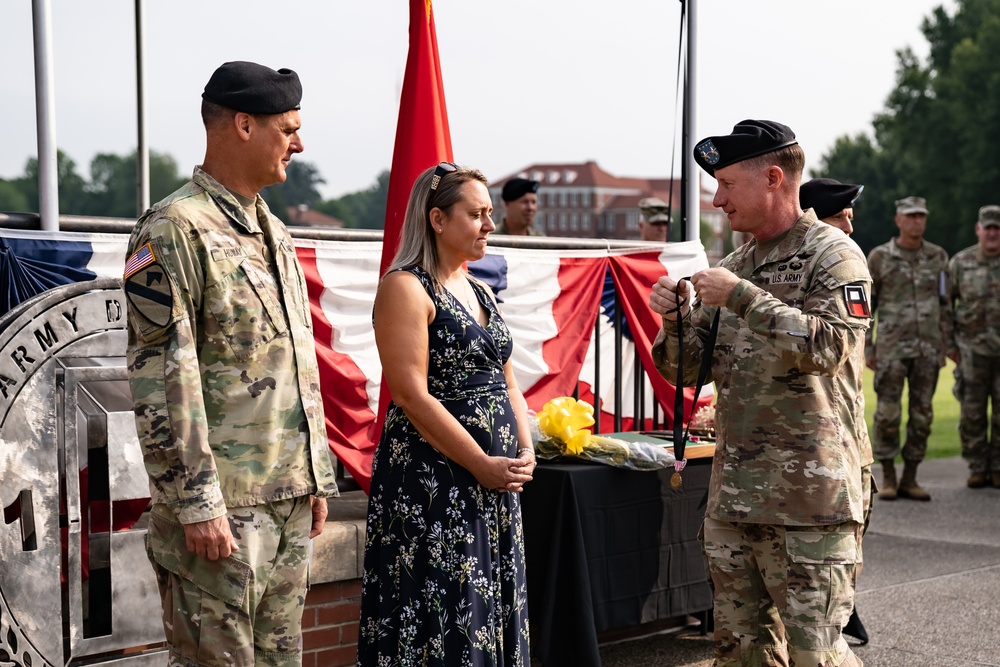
124, 243, 156, 279
844, 284, 871, 318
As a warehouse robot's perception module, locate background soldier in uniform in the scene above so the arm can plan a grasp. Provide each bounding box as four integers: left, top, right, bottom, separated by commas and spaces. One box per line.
495, 177, 542, 235
650, 120, 872, 667
800, 177, 863, 236
124, 61, 338, 666
866, 196, 953, 501
948, 205, 1000, 488
800, 175, 872, 645
638, 196, 671, 242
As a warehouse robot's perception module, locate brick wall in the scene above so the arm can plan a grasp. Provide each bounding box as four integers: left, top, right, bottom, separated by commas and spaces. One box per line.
302, 577, 363, 666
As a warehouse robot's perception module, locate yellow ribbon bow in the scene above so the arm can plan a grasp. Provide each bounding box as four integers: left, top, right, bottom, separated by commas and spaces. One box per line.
537, 397, 596, 455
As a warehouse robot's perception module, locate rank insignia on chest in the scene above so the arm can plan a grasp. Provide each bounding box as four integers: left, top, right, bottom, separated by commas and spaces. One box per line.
844, 284, 872, 318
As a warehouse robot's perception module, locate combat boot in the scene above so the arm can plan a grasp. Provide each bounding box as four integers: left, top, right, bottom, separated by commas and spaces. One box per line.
967, 471, 988, 488
877, 460, 898, 500
897, 460, 931, 501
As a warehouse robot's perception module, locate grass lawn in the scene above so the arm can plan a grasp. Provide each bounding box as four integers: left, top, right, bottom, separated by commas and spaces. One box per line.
863, 359, 962, 461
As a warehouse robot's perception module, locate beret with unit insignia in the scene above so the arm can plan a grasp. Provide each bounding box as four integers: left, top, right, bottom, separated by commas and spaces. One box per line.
694, 119, 798, 176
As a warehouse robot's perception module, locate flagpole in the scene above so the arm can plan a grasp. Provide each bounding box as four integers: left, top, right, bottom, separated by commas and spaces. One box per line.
683, 0, 700, 242
32, 0, 59, 232
135, 0, 150, 215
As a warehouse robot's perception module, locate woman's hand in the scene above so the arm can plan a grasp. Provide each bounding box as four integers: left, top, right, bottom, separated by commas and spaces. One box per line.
472, 455, 533, 492
503, 448, 536, 493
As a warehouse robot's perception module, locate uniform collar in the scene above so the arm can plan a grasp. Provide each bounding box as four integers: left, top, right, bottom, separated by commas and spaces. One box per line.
192, 166, 267, 235
744, 209, 818, 268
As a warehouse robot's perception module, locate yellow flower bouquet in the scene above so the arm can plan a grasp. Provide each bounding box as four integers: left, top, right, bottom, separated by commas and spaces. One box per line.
530, 397, 676, 471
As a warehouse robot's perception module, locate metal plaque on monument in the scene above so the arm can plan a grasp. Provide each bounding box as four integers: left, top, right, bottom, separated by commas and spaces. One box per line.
0, 279, 167, 666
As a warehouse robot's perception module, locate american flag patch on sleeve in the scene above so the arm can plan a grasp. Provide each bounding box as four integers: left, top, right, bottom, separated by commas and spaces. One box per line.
844, 284, 871, 318
124, 243, 156, 279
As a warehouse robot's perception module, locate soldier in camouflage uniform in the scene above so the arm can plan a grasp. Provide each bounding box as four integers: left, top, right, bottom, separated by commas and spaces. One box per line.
866, 196, 952, 501
124, 61, 339, 667
947, 205, 1000, 489
495, 177, 544, 235
651, 120, 872, 667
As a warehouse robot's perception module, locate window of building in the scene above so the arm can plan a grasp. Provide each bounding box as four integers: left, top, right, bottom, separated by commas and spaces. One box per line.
560, 214, 568, 231
582, 191, 591, 207
582, 213, 590, 231
571, 214, 578, 231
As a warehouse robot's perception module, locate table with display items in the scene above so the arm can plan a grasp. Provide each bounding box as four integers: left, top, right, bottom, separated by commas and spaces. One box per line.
521, 435, 715, 667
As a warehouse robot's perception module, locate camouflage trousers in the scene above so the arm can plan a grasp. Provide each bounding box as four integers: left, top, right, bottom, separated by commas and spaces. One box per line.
954, 351, 1000, 473
872, 355, 941, 462
702, 517, 863, 667
145, 497, 313, 667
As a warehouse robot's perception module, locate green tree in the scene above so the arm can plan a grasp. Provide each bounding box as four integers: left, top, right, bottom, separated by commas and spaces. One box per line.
316, 170, 390, 229
85, 150, 186, 217
813, 133, 900, 255
816, 0, 1000, 255
261, 160, 325, 214
0, 179, 30, 212
20, 150, 90, 214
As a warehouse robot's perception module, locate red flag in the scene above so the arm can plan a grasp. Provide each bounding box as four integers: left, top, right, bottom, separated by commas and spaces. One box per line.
369, 0, 454, 456
380, 0, 453, 278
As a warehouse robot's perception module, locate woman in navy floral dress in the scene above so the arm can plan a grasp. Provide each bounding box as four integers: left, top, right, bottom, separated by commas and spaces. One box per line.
357, 163, 535, 666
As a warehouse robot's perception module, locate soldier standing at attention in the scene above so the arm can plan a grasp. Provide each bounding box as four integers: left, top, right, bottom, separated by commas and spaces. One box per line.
124, 61, 339, 666
650, 120, 872, 666
948, 205, 1000, 489
866, 196, 952, 501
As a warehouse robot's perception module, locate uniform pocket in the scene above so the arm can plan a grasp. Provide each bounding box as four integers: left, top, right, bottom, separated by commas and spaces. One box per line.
145, 512, 252, 607
786, 528, 859, 624
204, 260, 288, 362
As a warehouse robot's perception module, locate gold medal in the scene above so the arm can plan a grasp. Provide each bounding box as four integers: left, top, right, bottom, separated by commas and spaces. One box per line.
670, 471, 683, 490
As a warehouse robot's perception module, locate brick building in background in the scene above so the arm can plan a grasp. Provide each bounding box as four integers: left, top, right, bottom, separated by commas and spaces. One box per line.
490, 160, 726, 259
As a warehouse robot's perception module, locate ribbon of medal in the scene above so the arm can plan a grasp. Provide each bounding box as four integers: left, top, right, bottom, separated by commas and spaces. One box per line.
671, 277, 719, 489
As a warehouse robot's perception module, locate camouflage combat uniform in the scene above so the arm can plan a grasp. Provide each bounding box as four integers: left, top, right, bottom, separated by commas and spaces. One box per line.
653, 212, 872, 667
866, 238, 951, 463
948, 244, 1000, 475
125, 167, 338, 666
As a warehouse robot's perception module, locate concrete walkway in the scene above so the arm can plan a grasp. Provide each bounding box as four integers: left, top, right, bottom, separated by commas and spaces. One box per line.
589, 457, 1000, 666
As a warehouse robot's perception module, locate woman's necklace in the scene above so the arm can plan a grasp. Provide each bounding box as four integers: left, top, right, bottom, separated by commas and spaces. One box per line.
444, 277, 477, 312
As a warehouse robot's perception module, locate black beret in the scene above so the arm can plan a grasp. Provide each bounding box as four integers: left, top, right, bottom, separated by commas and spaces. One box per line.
202, 61, 302, 114
501, 177, 540, 202
800, 178, 864, 220
694, 119, 798, 176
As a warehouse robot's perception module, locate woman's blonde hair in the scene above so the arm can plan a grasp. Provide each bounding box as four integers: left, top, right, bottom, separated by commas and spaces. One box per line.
385, 163, 489, 289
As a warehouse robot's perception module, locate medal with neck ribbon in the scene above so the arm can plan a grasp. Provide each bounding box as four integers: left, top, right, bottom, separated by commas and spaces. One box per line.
671, 277, 719, 489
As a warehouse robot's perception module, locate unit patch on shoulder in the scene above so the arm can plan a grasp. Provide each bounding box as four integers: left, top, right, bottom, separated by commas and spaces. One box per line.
844, 284, 871, 318
124, 259, 176, 328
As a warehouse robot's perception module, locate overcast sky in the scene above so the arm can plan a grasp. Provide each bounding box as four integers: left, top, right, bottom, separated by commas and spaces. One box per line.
0, 0, 955, 201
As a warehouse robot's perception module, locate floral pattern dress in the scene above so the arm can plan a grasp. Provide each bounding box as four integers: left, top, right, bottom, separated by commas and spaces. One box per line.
357, 265, 530, 667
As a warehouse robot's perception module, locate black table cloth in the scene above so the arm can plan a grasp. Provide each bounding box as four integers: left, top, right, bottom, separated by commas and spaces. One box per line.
521, 457, 713, 667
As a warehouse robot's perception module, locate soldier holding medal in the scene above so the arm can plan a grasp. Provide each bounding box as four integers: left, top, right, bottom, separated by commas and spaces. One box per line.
649, 120, 873, 667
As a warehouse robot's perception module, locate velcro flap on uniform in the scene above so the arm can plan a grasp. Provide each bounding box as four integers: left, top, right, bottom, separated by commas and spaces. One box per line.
146, 512, 252, 607
786, 529, 859, 565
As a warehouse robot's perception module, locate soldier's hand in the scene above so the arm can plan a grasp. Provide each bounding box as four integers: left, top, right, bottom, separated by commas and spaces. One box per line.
650, 275, 691, 319
865, 354, 877, 371
946, 349, 960, 365
690, 268, 740, 307
309, 496, 328, 539
184, 515, 239, 561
